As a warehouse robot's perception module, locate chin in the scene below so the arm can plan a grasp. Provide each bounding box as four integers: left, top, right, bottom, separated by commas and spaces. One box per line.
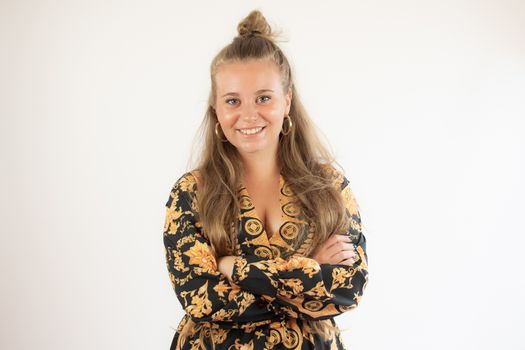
238, 146, 264, 154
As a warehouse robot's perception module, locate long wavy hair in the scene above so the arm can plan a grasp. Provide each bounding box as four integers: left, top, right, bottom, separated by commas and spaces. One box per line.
182, 9, 352, 344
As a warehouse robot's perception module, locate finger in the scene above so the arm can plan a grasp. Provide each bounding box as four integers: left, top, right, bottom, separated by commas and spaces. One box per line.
319, 236, 337, 251
324, 234, 352, 250
331, 249, 356, 263
317, 235, 352, 261
339, 257, 356, 266
325, 241, 354, 258
325, 243, 354, 257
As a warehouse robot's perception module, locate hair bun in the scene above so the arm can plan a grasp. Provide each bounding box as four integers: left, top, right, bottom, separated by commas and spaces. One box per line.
237, 10, 272, 39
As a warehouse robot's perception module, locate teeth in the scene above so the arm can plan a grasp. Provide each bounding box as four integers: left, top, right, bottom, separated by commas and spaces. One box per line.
239, 127, 263, 135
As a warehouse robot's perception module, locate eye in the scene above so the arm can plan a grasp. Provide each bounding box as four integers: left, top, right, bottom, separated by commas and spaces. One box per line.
225, 98, 238, 105
258, 95, 271, 103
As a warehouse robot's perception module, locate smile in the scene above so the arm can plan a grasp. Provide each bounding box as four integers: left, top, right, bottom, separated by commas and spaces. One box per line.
237, 126, 266, 135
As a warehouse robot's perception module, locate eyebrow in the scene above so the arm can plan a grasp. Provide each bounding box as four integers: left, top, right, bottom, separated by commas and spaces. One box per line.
221, 89, 274, 98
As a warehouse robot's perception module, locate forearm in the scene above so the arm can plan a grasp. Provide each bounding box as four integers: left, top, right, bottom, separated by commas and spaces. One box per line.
217, 255, 237, 282
228, 232, 368, 321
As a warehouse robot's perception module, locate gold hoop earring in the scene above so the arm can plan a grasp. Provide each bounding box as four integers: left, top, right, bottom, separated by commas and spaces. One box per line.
281, 115, 293, 136
215, 122, 228, 142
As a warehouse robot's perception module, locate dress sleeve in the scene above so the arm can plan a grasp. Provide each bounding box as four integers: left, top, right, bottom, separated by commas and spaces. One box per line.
230, 175, 369, 321
163, 173, 281, 324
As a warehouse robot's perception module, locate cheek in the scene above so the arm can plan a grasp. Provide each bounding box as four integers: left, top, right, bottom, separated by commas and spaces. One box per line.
270, 114, 285, 129
217, 112, 235, 128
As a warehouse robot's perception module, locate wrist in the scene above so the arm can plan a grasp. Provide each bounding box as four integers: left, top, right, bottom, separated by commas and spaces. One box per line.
218, 255, 236, 280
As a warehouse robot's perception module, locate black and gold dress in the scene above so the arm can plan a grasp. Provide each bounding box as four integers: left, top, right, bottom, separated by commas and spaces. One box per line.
163, 168, 368, 349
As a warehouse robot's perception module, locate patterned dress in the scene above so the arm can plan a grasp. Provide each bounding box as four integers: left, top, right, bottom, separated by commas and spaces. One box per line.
163, 167, 368, 349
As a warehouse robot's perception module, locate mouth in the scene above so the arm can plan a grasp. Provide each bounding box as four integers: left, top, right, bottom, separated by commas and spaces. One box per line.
237, 126, 266, 136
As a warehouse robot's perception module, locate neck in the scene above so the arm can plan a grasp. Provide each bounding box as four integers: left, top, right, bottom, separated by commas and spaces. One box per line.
239, 148, 280, 181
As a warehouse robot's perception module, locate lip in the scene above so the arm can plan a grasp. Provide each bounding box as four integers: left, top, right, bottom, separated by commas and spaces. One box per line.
236, 126, 266, 131
236, 126, 266, 136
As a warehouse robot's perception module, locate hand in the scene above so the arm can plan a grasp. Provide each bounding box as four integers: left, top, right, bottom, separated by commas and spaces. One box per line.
217, 255, 237, 281
311, 234, 357, 266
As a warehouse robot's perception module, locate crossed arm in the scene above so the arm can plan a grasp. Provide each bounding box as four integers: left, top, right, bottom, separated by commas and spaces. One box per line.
163, 172, 368, 323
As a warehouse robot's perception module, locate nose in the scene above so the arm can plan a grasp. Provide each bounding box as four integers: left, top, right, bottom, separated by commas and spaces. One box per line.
240, 102, 259, 122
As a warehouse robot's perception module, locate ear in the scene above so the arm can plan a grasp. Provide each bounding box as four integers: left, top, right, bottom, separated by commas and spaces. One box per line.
285, 87, 293, 115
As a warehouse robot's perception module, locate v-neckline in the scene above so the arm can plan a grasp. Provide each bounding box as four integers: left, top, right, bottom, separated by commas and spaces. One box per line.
240, 173, 285, 242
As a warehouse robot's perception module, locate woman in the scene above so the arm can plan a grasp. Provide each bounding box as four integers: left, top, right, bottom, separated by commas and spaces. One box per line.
163, 9, 368, 350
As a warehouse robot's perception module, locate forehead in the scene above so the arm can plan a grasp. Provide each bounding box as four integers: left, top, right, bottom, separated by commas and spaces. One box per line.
215, 60, 282, 92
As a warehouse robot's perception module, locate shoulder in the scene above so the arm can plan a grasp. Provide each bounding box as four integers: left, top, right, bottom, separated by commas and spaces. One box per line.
319, 163, 349, 190
165, 169, 201, 208
171, 169, 201, 192
318, 164, 360, 215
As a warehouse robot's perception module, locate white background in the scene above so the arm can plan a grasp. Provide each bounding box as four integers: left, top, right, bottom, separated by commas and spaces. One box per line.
1, 0, 524, 349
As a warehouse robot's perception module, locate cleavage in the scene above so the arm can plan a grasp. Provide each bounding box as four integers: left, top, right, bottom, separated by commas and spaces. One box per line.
244, 180, 282, 238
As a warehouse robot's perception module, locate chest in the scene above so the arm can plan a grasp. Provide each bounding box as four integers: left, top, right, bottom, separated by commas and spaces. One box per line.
242, 180, 283, 238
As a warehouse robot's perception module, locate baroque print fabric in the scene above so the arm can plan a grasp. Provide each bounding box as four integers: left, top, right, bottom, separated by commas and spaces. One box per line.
163, 168, 368, 349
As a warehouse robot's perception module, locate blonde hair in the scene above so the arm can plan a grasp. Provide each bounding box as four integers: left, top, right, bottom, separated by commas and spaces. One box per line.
183, 9, 352, 345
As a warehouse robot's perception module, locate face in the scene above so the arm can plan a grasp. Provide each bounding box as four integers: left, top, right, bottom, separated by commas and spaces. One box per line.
214, 60, 292, 158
